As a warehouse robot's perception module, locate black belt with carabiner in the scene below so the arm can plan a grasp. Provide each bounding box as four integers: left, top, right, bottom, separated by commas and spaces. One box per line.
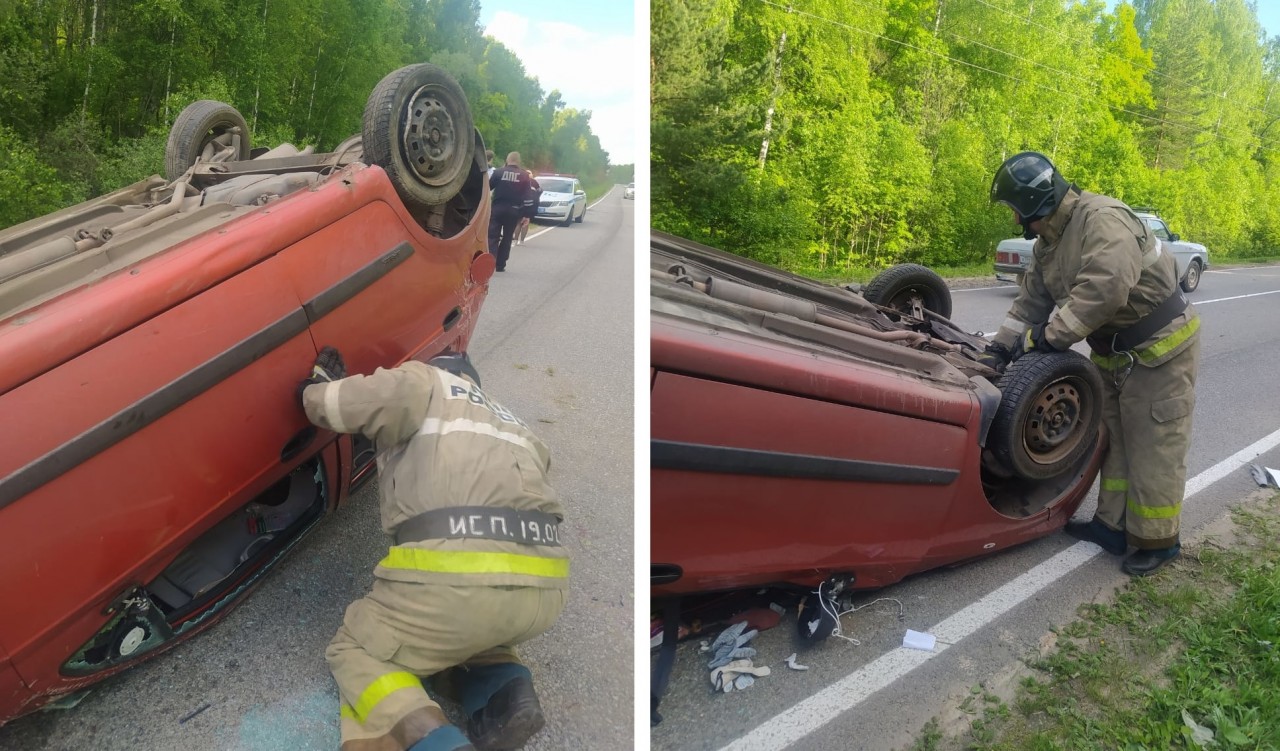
1087, 287, 1188, 355
393, 506, 563, 547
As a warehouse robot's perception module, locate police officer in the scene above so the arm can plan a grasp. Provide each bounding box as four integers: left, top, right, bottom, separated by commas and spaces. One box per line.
488, 152, 532, 272
982, 152, 1200, 576
299, 348, 569, 751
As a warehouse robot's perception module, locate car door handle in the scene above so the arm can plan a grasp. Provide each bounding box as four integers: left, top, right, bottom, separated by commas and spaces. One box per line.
443, 306, 461, 331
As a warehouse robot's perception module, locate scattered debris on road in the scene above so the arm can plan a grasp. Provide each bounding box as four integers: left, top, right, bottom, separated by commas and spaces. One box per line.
1249, 463, 1280, 488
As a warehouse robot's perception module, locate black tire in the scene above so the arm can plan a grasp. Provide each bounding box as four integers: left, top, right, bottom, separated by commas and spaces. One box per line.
988, 351, 1104, 481
165, 100, 251, 180
1180, 259, 1202, 293
362, 64, 474, 209
562, 206, 573, 227
575, 201, 585, 223
862, 263, 953, 319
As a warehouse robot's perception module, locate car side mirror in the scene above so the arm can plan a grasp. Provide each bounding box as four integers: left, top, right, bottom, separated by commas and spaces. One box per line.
575, 190, 585, 196
1170, 233, 1180, 242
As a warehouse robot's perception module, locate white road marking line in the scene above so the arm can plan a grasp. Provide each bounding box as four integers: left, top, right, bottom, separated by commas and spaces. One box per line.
716, 425, 1280, 751
1194, 289, 1280, 306
523, 187, 617, 243
952, 285, 1015, 293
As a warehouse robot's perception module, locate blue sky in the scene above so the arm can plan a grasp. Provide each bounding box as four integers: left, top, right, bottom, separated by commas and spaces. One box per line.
479, 1, 637, 165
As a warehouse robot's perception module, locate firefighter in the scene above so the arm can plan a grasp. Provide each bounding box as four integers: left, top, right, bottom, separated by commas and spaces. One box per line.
298, 348, 569, 751
488, 152, 532, 272
980, 152, 1200, 576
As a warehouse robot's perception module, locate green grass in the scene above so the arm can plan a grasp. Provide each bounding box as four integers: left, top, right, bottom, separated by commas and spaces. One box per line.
907, 493, 1280, 751
583, 180, 616, 202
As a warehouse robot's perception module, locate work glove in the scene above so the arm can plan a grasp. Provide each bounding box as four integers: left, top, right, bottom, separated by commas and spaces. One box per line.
707, 621, 760, 669
976, 342, 1013, 373
296, 346, 346, 409
1011, 323, 1057, 361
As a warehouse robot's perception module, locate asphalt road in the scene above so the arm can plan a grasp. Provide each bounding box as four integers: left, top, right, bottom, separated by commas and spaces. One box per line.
650, 262, 1280, 751
0, 188, 635, 751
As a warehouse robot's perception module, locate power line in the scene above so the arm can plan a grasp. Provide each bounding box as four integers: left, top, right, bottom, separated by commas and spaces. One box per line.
822, 0, 1214, 125
756, 0, 1279, 153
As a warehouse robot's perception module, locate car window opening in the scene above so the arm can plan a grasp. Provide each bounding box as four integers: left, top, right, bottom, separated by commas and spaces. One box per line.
61, 456, 328, 677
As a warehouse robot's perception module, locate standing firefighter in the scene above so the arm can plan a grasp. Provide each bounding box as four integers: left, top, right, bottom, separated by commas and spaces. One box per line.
299, 349, 569, 751
980, 152, 1199, 576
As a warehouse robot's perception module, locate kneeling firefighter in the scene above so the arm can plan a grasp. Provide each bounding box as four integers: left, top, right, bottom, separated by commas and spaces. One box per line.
980, 152, 1199, 577
299, 349, 569, 751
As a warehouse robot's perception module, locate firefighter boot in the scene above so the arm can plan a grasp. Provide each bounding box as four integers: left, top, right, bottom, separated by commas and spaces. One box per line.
1064, 518, 1127, 555
1122, 544, 1181, 577
460, 663, 545, 750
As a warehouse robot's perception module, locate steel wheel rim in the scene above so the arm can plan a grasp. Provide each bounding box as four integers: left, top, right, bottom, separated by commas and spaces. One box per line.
1187, 264, 1199, 289
1022, 375, 1089, 465
402, 84, 461, 186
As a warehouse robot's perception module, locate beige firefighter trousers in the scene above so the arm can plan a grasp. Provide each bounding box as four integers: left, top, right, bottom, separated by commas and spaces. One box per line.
1094, 335, 1200, 549
327, 578, 566, 751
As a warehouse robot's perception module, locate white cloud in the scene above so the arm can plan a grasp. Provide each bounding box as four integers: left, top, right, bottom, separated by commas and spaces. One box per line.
484, 11, 636, 164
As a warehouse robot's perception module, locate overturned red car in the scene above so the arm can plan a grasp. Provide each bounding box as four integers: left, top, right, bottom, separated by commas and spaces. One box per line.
650, 232, 1106, 612
0, 64, 493, 724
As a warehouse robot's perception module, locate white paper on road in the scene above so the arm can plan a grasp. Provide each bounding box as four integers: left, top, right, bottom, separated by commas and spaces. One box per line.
902, 630, 936, 651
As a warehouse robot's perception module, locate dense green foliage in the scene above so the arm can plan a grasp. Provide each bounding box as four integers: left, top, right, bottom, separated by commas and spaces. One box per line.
0, 0, 613, 230
652, 0, 1280, 274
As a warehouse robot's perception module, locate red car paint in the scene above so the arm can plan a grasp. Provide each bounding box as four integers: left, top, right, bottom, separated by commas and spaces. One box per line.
650, 233, 1104, 597
0, 161, 492, 724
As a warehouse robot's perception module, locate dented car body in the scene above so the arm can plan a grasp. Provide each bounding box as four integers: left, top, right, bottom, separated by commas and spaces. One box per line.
0, 65, 492, 724
650, 231, 1106, 599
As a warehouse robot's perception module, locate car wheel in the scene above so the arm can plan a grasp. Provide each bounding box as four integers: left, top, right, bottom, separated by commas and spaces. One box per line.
988, 351, 1104, 481
1180, 259, 1202, 293
862, 263, 953, 319
164, 100, 251, 180
575, 202, 585, 223
562, 207, 573, 227
362, 63, 475, 209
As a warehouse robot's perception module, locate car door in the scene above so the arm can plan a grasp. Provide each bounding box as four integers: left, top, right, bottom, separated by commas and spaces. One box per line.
0, 253, 318, 691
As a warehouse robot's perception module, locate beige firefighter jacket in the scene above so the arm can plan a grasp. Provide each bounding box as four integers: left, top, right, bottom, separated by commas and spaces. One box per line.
303, 361, 568, 589
992, 189, 1199, 369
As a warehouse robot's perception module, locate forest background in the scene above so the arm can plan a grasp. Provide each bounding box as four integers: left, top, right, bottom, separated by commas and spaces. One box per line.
0, 0, 631, 230
652, 0, 1280, 277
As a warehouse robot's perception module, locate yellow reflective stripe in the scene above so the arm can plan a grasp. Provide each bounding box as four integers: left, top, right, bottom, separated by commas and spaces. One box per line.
1090, 315, 1200, 369
1126, 497, 1182, 519
1091, 352, 1128, 370
351, 671, 421, 723
1137, 315, 1200, 362
380, 547, 570, 578
340, 704, 357, 720
1101, 477, 1128, 492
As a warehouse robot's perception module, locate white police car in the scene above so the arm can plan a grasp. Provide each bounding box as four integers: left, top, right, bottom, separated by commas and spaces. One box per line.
534, 174, 586, 226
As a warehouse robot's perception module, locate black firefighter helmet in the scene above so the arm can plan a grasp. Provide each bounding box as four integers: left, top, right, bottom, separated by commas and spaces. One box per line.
990, 151, 1072, 239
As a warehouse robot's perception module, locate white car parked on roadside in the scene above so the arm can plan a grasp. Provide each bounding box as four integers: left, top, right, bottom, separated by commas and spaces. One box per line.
994, 208, 1209, 292
534, 174, 586, 226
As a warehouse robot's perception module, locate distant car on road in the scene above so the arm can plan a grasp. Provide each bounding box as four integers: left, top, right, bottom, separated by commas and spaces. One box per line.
994, 207, 1209, 292
534, 174, 586, 226
623, 183, 635, 200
